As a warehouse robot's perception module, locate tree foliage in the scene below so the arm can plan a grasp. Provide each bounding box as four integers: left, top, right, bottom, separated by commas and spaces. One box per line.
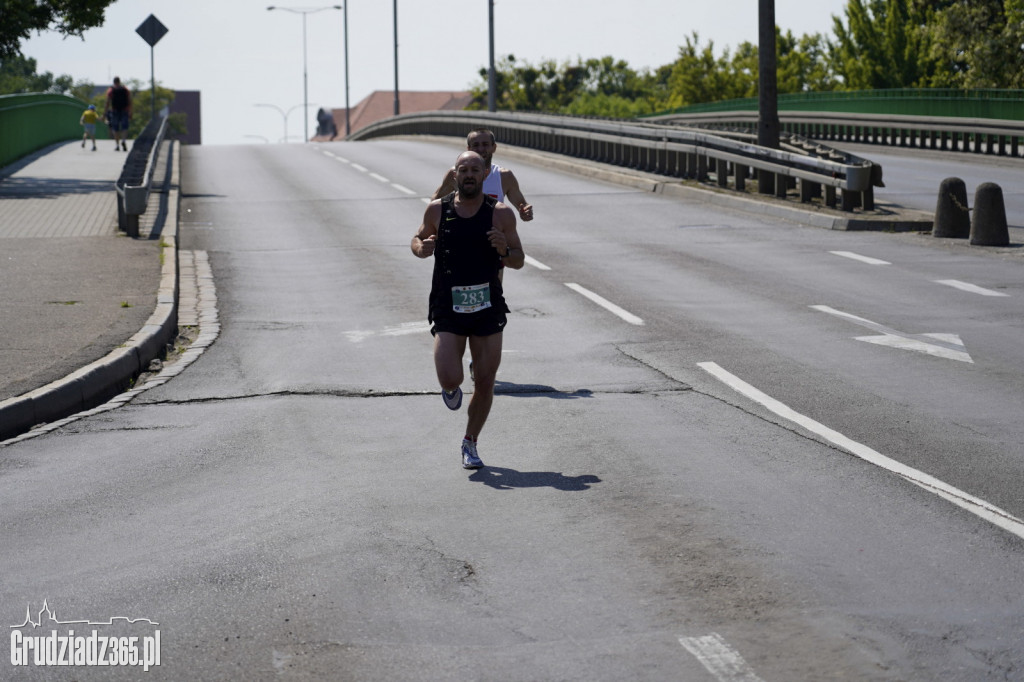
0, 0, 115, 61
926, 0, 1024, 87
468, 0, 1023, 117
0, 54, 75, 94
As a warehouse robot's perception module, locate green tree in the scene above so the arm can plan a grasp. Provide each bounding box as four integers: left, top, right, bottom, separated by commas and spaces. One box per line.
927, 0, 1024, 87
0, 0, 116, 60
829, 0, 938, 88
0, 53, 76, 94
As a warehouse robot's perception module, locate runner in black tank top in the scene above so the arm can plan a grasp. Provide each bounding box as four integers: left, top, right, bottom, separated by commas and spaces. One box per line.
428, 193, 508, 335
412, 151, 526, 469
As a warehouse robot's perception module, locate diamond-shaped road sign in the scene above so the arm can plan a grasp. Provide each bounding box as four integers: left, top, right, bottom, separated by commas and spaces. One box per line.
136, 14, 168, 47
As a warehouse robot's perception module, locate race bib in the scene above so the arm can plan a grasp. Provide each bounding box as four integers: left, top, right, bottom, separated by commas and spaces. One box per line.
452, 283, 492, 313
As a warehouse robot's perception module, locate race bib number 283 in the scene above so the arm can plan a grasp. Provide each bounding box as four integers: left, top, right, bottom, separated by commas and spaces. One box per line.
452, 283, 492, 313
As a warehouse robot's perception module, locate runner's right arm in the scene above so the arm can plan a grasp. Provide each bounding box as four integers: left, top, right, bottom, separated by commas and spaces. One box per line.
411, 200, 442, 258
430, 167, 457, 201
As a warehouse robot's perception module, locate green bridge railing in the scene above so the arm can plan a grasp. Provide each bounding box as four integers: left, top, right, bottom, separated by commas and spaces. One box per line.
653, 88, 1024, 122
0, 93, 104, 169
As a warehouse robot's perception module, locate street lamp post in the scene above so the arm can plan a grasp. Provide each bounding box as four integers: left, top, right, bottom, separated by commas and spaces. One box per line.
343, 2, 350, 136
254, 102, 314, 143
267, 5, 342, 142
393, 0, 399, 116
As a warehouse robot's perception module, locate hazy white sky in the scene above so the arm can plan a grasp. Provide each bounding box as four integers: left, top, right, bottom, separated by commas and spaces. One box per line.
20, 0, 850, 145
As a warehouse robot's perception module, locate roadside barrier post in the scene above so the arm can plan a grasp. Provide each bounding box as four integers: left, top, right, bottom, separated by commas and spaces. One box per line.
932, 177, 970, 238
970, 183, 1010, 246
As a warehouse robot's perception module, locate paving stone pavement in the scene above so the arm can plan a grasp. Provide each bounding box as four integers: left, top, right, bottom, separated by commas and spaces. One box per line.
0, 139, 178, 438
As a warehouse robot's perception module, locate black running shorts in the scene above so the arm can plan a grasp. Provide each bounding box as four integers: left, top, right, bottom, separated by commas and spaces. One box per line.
430, 309, 507, 337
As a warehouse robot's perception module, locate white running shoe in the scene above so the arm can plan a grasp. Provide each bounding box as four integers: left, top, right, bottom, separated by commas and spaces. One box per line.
461, 439, 483, 469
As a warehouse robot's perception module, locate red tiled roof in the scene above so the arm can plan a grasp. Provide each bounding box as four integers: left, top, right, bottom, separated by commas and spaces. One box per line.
311, 90, 473, 141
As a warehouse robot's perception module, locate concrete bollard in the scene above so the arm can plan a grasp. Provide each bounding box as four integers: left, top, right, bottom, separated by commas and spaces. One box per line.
932, 177, 970, 238
970, 182, 1010, 246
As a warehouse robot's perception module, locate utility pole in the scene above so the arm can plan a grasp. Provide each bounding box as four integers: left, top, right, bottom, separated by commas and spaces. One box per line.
758, 0, 780, 194
488, 0, 496, 112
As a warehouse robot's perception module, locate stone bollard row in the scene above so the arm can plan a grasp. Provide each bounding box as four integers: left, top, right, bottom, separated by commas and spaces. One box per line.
933, 178, 1010, 247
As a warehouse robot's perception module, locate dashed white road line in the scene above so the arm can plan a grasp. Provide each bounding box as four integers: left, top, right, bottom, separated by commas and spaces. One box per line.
524, 255, 550, 271
334, 156, 350, 164
679, 633, 764, 682
697, 361, 1024, 541
565, 283, 644, 325
391, 183, 417, 195
369, 172, 390, 183
351, 163, 368, 173
935, 279, 1009, 297
829, 250, 890, 265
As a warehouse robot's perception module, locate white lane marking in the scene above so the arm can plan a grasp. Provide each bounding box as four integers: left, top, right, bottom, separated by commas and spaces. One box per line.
344, 321, 430, 343
334, 156, 350, 164
524, 255, 551, 271
679, 633, 764, 682
369, 172, 390, 183
811, 305, 972, 363
935, 279, 1010, 297
697, 362, 1024, 541
565, 283, 644, 326
351, 163, 368, 172
391, 183, 417, 195
829, 250, 891, 265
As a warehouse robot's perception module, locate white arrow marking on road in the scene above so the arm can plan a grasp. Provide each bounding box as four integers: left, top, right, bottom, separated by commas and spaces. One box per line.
935, 279, 1009, 297
830, 250, 891, 265
812, 305, 973, 363
344, 321, 430, 343
679, 633, 764, 682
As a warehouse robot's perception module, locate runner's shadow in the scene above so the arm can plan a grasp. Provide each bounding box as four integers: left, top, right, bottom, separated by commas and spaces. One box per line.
468, 466, 601, 491
495, 381, 593, 399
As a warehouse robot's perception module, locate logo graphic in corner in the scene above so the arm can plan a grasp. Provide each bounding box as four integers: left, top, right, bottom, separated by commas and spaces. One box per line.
10, 600, 160, 671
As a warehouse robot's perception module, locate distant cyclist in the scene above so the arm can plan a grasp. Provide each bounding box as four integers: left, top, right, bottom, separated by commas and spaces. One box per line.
104, 77, 132, 152
413, 151, 525, 469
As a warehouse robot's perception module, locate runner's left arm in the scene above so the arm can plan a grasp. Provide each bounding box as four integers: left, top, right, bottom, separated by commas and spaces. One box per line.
488, 203, 524, 269
501, 169, 533, 222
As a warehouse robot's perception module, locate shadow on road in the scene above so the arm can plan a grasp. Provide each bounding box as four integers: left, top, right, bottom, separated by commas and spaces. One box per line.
468, 466, 601, 491
495, 381, 593, 399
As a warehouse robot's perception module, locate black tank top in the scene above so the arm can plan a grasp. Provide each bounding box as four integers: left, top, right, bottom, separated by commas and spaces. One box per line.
429, 193, 507, 321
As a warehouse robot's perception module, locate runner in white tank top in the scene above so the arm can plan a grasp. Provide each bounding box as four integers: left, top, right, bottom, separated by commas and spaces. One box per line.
482, 163, 503, 202
431, 128, 533, 224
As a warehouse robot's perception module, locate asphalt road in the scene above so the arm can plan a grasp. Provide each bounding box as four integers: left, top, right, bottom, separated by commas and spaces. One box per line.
2, 139, 1023, 681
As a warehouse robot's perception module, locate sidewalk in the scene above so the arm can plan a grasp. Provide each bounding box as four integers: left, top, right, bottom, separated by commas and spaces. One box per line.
0, 139, 179, 440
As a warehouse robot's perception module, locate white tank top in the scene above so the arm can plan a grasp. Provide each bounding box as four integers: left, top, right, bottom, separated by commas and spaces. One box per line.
482, 163, 503, 202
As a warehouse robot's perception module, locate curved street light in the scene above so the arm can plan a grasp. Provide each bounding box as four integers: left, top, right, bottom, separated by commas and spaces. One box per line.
254, 103, 314, 144
267, 5, 342, 142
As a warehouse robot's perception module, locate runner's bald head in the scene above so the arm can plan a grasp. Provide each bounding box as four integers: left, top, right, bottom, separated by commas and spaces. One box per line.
456, 151, 486, 170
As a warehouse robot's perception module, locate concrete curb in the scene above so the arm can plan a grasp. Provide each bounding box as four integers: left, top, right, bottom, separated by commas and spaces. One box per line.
402, 134, 935, 232
0, 143, 180, 441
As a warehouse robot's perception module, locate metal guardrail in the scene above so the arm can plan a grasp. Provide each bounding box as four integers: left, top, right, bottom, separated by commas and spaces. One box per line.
350, 110, 881, 212
115, 110, 169, 237
651, 110, 1024, 157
